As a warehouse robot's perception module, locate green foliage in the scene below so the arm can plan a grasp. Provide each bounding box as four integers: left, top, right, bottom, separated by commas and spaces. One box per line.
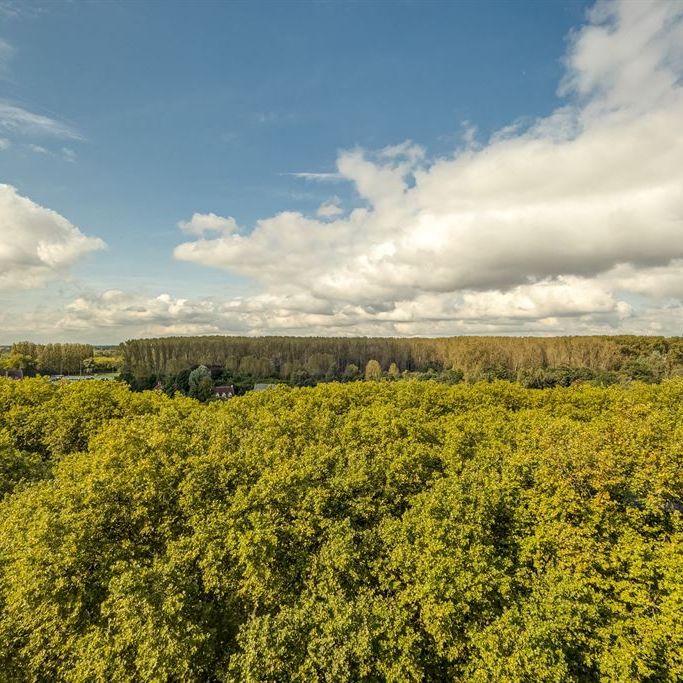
0, 378, 682, 681
620, 355, 666, 383
188, 365, 214, 402
0, 352, 36, 375
0, 432, 47, 498
343, 363, 360, 380
438, 368, 464, 385
92, 351, 123, 373
0, 377, 171, 460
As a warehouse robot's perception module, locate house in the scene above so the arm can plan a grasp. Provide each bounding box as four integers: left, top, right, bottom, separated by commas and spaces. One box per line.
253, 383, 275, 392
1, 369, 23, 380
153, 381, 164, 392
214, 385, 236, 399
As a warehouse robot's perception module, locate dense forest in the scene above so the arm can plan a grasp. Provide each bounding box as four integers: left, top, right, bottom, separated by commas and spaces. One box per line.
0, 376, 681, 681
120, 335, 683, 392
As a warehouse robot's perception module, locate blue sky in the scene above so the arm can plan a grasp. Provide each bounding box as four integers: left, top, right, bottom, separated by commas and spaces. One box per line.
1, 0, 683, 342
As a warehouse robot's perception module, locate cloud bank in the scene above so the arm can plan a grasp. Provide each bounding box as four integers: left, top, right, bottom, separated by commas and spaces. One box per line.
0, 184, 105, 289
166, 0, 683, 337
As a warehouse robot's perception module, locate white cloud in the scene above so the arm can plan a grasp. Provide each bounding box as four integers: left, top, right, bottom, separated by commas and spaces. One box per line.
35, 274, 661, 340
0, 101, 83, 140
317, 198, 344, 218
56, 290, 249, 337
602, 260, 683, 300
379, 140, 425, 163
560, 0, 683, 118
0, 137, 9, 150
0, 184, 105, 289
177, 212, 238, 236
169, 0, 683, 337
283, 172, 344, 182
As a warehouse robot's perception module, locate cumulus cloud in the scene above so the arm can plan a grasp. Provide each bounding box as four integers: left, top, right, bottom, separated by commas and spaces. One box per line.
54, 290, 249, 337
0, 184, 105, 289
168, 0, 683, 337
42, 271, 657, 340
560, 0, 683, 117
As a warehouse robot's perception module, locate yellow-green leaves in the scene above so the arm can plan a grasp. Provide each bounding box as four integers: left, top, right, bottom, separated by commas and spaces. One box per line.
0, 378, 682, 681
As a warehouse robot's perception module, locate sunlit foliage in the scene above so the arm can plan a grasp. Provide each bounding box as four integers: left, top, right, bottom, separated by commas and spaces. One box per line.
0, 377, 681, 681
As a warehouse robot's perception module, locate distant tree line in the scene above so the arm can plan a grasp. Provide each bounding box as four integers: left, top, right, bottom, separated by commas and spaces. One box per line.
9, 342, 94, 375
119, 335, 683, 392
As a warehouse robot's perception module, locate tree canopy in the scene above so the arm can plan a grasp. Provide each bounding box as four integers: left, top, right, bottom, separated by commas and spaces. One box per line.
0, 376, 681, 681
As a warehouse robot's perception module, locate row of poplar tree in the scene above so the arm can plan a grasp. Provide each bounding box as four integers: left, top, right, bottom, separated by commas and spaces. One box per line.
120, 334, 683, 389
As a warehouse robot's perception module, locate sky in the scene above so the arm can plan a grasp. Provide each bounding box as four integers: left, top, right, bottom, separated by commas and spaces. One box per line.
1, 0, 682, 344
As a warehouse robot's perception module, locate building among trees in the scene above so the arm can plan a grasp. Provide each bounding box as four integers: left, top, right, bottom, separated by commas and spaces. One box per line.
214, 385, 236, 399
